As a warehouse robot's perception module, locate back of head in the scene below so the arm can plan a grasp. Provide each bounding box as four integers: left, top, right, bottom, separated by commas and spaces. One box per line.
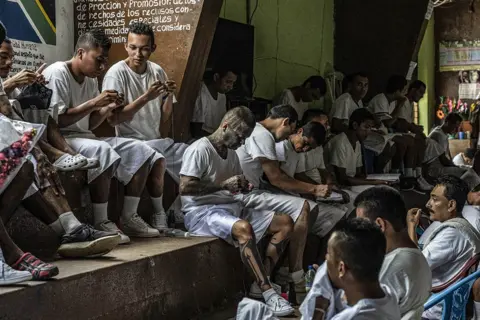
268, 104, 298, 125
301, 121, 326, 145
128, 22, 155, 46
349, 107, 374, 129
354, 186, 407, 231
408, 80, 426, 92
332, 218, 386, 283
437, 175, 469, 213
303, 76, 327, 95
212, 64, 239, 79
75, 29, 112, 53
302, 109, 328, 125
445, 112, 462, 126
386, 75, 407, 94
466, 148, 477, 160
222, 106, 256, 131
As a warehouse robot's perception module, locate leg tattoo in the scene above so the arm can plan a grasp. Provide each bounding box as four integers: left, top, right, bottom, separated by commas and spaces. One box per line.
239, 237, 271, 291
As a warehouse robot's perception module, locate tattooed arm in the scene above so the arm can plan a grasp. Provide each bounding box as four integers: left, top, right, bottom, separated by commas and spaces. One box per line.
179, 174, 250, 196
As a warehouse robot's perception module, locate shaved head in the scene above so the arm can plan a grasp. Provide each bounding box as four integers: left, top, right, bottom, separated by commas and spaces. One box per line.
217, 106, 256, 150
222, 106, 256, 132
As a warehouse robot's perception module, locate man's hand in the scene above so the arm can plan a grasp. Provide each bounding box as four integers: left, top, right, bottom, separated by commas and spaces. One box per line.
145, 81, 167, 101
313, 184, 332, 198
221, 175, 250, 194
33, 151, 65, 196
165, 80, 177, 93
407, 208, 422, 227
9, 69, 38, 87
94, 90, 120, 109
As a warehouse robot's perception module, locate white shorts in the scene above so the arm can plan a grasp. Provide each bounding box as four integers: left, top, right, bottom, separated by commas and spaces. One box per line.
66, 137, 161, 184
144, 138, 189, 184
184, 202, 274, 246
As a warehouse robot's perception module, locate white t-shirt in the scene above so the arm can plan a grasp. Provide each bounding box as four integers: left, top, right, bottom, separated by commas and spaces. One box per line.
463, 205, 480, 233
180, 137, 241, 212
379, 248, 432, 319
236, 123, 277, 188
191, 82, 227, 134
329, 92, 363, 125
276, 140, 306, 178
43, 62, 98, 138
393, 98, 413, 124
327, 132, 363, 177
273, 89, 309, 119
102, 60, 176, 140
0, 78, 5, 96
304, 147, 326, 184
428, 126, 450, 158
367, 93, 394, 120
453, 153, 471, 167
330, 285, 401, 320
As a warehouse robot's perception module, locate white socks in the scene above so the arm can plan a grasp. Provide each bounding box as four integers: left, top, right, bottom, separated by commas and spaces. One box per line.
405, 168, 414, 178
290, 270, 305, 283
474, 301, 480, 320
49, 212, 82, 235
122, 196, 140, 220
415, 167, 422, 178
92, 203, 109, 225
151, 195, 165, 214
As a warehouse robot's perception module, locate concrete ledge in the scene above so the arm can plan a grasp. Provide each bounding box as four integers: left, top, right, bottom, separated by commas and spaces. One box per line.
0, 237, 246, 320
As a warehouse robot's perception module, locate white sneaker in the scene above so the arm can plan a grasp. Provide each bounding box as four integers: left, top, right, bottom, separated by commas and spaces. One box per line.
417, 176, 434, 191
0, 261, 32, 285
151, 212, 168, 230
249, 280, 281, 299
121, 214, 160, 238
263, 289, 294, 317
95, 220, 131, 244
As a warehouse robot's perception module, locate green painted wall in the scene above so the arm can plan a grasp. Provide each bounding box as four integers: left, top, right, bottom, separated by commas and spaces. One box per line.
418, 16, 435, 132
220, 0, 334, 101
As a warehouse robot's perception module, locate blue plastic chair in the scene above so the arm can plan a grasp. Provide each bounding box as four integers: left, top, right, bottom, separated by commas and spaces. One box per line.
424, 269, 480, 319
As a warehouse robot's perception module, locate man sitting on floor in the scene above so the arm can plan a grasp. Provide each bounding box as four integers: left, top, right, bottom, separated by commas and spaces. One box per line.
0, 37, 98, 172
43, 29, 164, 243
427, 113, 480, 189
273, 76, 327, 119
300, 218, 401, 320
408, 175, 480, 319
190, 65, 237, 139
179, 106, 294, 317
453, 147, 476, 168
355, 186, 431, 319
236, 104, 348, 303
326, 108, 390, 201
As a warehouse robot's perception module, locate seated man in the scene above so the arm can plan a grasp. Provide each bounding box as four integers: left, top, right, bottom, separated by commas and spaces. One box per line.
236, 104, 348, 303
190, 64, 237, 139
326, 108, 390, 201
179, 106, 294, 317
273, 76, 327, 119
300, 218, 401, 320
42, 29, 164, 242
427, 113, 480, 189
355, 187, 432, 319
407, 175, 480, 319
329, 72, 368, 134
453, 147, 476, 168
366, 75, 417, 178
0, 37, 97, 172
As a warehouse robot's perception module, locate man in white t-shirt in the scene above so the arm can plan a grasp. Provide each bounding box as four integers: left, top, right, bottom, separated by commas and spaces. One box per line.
326, 108, 390, 202
273, 76, 327, 120
102, 23, 190, 229
190, 66, 237, 138
180, 106, 294, 317
329, 72, 368, 134
453, 148, 475, 168
236, 105, 350, 304
43, 29, 165, 244
408, 175, 480, 319
428, 113, 480, 189
355, 187, 432, 319
0, 37, 98, 172
300, 218, 401, 320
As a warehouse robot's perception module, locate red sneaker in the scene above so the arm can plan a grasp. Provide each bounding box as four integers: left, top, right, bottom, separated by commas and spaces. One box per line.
12, 252, 59, 280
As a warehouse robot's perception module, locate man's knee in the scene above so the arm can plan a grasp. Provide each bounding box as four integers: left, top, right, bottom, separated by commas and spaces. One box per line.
233, 220, 254, 242
275, 213, 294, 236
152, 158, 166, 173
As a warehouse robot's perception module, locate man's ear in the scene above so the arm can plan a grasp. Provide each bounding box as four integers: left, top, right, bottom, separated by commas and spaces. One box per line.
282, 117, 290, 127
151, 43, 157, 53
448, 199, 457, 213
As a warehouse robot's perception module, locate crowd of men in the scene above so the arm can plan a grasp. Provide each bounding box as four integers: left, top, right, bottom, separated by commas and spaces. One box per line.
1, 21, 480, 319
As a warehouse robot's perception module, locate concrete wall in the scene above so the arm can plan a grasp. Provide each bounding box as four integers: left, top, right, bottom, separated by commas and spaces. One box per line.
220, 0, 334, 101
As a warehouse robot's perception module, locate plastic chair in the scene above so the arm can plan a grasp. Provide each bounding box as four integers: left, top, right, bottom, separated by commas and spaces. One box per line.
424, 269, 480, 319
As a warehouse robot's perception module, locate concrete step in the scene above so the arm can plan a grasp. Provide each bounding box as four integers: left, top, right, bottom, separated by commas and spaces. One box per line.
0, 237, 246, 320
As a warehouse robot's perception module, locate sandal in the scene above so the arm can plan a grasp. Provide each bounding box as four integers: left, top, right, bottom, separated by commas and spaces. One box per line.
12, 252, 59, 280
53, 154, 87, 171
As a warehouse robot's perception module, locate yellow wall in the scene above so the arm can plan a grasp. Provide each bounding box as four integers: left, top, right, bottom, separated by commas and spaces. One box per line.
418, 16, 435, 132
220, 0, 334, 100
